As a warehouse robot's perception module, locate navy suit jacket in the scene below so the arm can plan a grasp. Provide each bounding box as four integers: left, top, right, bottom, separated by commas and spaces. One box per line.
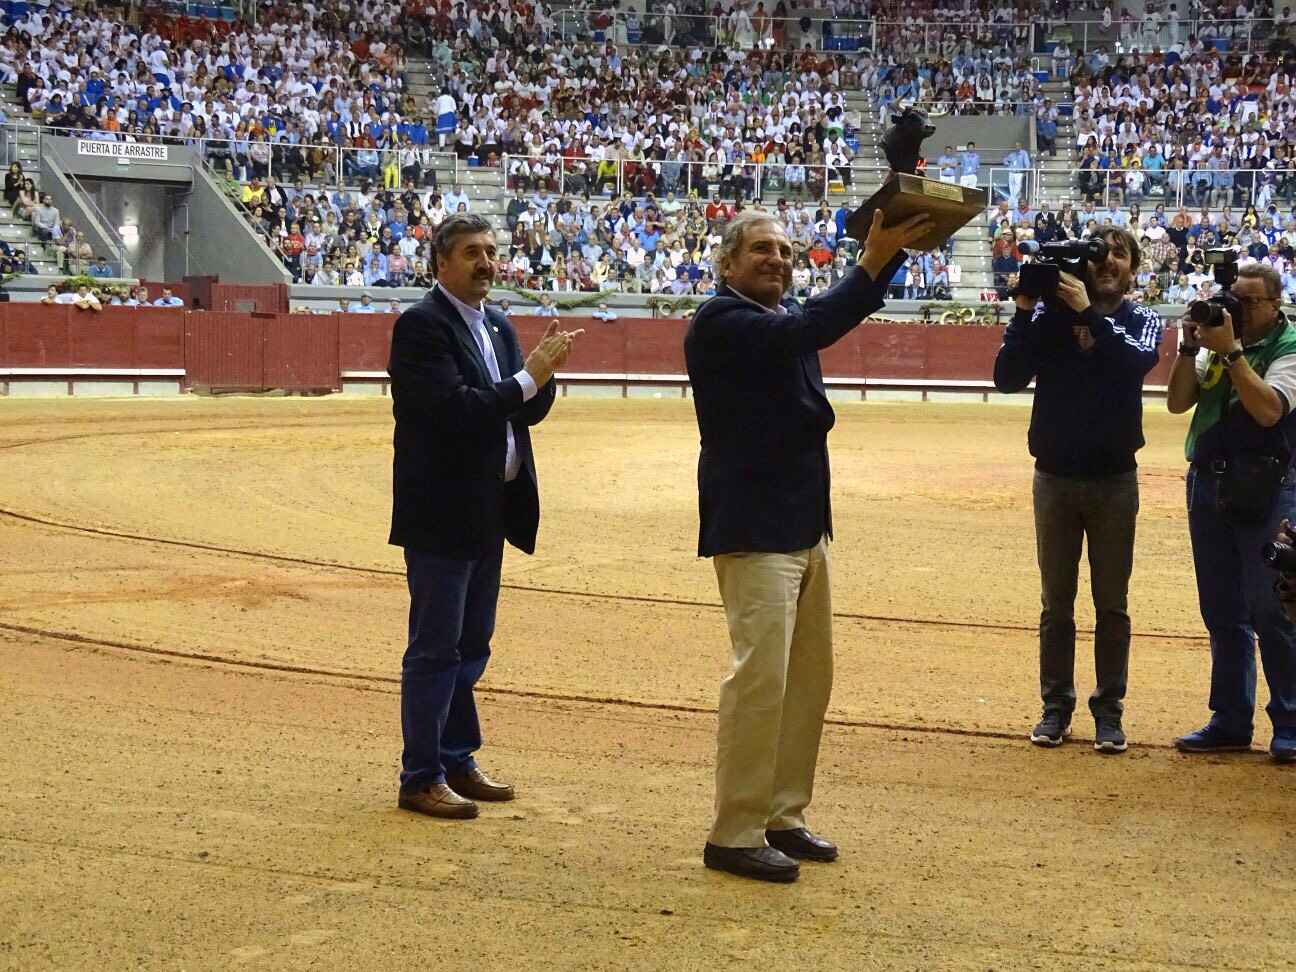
387, 287, 555, 557
684, 260, 900, 557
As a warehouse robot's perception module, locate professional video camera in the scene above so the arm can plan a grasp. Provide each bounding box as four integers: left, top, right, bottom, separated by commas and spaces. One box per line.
1014, 238, 1110, 301
1185, 248, 1241, 333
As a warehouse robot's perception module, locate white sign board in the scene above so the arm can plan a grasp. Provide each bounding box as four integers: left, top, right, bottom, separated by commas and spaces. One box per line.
76, 140, 169, 162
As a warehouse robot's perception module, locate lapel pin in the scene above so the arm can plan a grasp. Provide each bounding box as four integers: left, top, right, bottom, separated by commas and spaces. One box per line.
492, 325, 499, 332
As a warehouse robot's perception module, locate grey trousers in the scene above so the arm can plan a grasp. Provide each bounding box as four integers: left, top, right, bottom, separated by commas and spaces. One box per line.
1032, 469, 1139, 719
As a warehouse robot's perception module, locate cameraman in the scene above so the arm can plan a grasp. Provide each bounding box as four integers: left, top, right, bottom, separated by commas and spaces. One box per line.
1165, 263, 1296, 763
994, 227, 1163, 753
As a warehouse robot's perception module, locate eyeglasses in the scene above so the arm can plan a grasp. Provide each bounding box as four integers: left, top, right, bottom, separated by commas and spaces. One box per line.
1237, 296, 1279, 307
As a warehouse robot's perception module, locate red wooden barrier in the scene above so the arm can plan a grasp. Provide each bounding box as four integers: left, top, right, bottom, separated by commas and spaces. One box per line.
185, 312, 263, 389
209, 284, 289, 314
0, 305, 187, 371
339, 313, 397, 373
184, 275, 217, 311
626, 318, 688, 375
263, 314, 340, 391
1, 303, 72, 366
0, 304, 1186, 393
140, 280, 195, 308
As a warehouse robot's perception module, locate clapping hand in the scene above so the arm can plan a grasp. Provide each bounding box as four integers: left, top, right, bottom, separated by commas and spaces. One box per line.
524, 321, 584, 386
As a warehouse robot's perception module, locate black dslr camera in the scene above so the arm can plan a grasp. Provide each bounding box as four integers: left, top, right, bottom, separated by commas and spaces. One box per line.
1267, 522, 1296, 624
1015, 238, 1110, 301
1186, 248, 1241, 335
1264, 521, 1296, 572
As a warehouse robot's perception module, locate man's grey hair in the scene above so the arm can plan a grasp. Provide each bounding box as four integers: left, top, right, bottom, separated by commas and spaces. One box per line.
430, 212, 493, 273
1238, 262, 1283, 300
712, 211, 787, 283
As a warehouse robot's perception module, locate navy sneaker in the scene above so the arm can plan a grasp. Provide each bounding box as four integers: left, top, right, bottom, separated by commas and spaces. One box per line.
1271, 728, 1296, 764
1094, 716, 1128, 753
1174, 724, 1252, 754
1030, 709, 1072, 747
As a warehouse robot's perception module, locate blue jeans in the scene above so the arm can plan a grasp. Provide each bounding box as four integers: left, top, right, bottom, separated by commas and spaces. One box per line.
1033, 469, 1139, 718
399, 542, 503, 791
1187, 466, 1296, 735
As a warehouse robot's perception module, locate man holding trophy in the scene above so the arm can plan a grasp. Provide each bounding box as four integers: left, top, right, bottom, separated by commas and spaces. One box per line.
685, 111, 984, 884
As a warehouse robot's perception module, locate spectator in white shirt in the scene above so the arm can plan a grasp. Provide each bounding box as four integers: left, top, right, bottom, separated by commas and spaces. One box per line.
535, 293, 559, 317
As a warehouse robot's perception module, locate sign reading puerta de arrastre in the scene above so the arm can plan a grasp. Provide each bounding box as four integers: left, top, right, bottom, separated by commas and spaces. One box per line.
75, 140, 168, 161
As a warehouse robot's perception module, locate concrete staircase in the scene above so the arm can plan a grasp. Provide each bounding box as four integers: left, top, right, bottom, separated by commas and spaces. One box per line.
1034, 76, 1079, 209
0, 86, 72, 276
847, 91, 995, 303
404, 56, 438, 118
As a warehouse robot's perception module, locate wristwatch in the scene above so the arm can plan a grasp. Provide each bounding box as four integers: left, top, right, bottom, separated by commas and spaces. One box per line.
1221, 348, 1245, 369
1178, 343, 1200, 355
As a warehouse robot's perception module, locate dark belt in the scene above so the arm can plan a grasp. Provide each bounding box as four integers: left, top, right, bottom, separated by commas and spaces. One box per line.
1193, 459, 1296, 482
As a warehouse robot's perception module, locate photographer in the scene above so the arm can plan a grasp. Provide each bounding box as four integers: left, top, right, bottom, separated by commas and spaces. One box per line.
994, 227, 1163, 753
1165, 263, 1296, 763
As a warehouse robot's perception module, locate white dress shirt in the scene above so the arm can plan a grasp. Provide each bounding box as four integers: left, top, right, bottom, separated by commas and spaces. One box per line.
727, 282, 789, 314
436, 283, 538, 482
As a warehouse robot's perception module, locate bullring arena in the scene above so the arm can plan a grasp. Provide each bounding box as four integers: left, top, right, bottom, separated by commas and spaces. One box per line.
3, 386, 1295, 969
3, 0, 1296, 961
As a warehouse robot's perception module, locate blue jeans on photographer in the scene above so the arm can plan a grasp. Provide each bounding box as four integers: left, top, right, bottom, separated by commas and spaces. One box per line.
1187, 465, 1296, 736
1033, 469, 1139, 719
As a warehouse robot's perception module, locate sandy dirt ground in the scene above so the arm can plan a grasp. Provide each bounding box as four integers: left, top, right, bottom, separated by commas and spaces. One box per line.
1, 397, 1294, 971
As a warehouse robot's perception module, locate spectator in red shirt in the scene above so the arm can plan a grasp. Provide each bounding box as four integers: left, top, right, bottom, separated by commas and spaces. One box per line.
279, 221, 306, 280
704, 192, 732, 226
807, 238, 833, 268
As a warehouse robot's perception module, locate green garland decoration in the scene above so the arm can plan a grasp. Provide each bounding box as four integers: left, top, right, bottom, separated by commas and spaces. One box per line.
918, 301, 1004, 325
648, 294, 705, 316
496, 283, 609, 310
57, 275, 132, 300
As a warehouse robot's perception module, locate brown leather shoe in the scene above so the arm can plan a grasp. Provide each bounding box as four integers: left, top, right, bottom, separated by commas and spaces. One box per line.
445, 767, 515, 802
397, 783, 478, 819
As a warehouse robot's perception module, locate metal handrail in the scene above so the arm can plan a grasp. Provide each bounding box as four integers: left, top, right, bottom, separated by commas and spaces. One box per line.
554, 8, 1042, 53
60, 166, 131, 279
6, 123, 466, 192
1068, 15, 1281, 54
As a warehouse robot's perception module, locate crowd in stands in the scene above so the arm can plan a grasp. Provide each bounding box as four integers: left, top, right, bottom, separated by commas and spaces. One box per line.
990, 4, 1295, 304
986, 194, 1296, 304
6, 0, 1296, 309
0, 160, 117, 277
231, 170, 905, 298
1068, 40, 1293, 212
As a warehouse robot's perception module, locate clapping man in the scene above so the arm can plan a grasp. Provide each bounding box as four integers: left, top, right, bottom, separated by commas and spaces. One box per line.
387, 213, 583, 819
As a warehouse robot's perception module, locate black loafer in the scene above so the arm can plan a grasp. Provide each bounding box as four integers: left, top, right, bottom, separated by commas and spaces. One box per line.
766, 827, 838, 862
703, 842, 799, 882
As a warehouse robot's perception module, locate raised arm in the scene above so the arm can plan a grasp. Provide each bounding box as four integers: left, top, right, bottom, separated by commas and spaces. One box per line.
694, 209, 932, 369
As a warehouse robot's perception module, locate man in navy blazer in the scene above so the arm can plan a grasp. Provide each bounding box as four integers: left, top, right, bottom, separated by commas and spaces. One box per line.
686, 206, 931, 882
387, 213, 580, 819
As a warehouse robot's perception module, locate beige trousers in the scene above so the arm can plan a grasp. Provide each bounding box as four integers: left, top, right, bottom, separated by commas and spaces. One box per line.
709, 537, 833, 848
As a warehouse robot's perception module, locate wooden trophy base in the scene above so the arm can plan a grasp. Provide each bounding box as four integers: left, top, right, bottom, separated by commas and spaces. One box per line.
843, 174, 988, 252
